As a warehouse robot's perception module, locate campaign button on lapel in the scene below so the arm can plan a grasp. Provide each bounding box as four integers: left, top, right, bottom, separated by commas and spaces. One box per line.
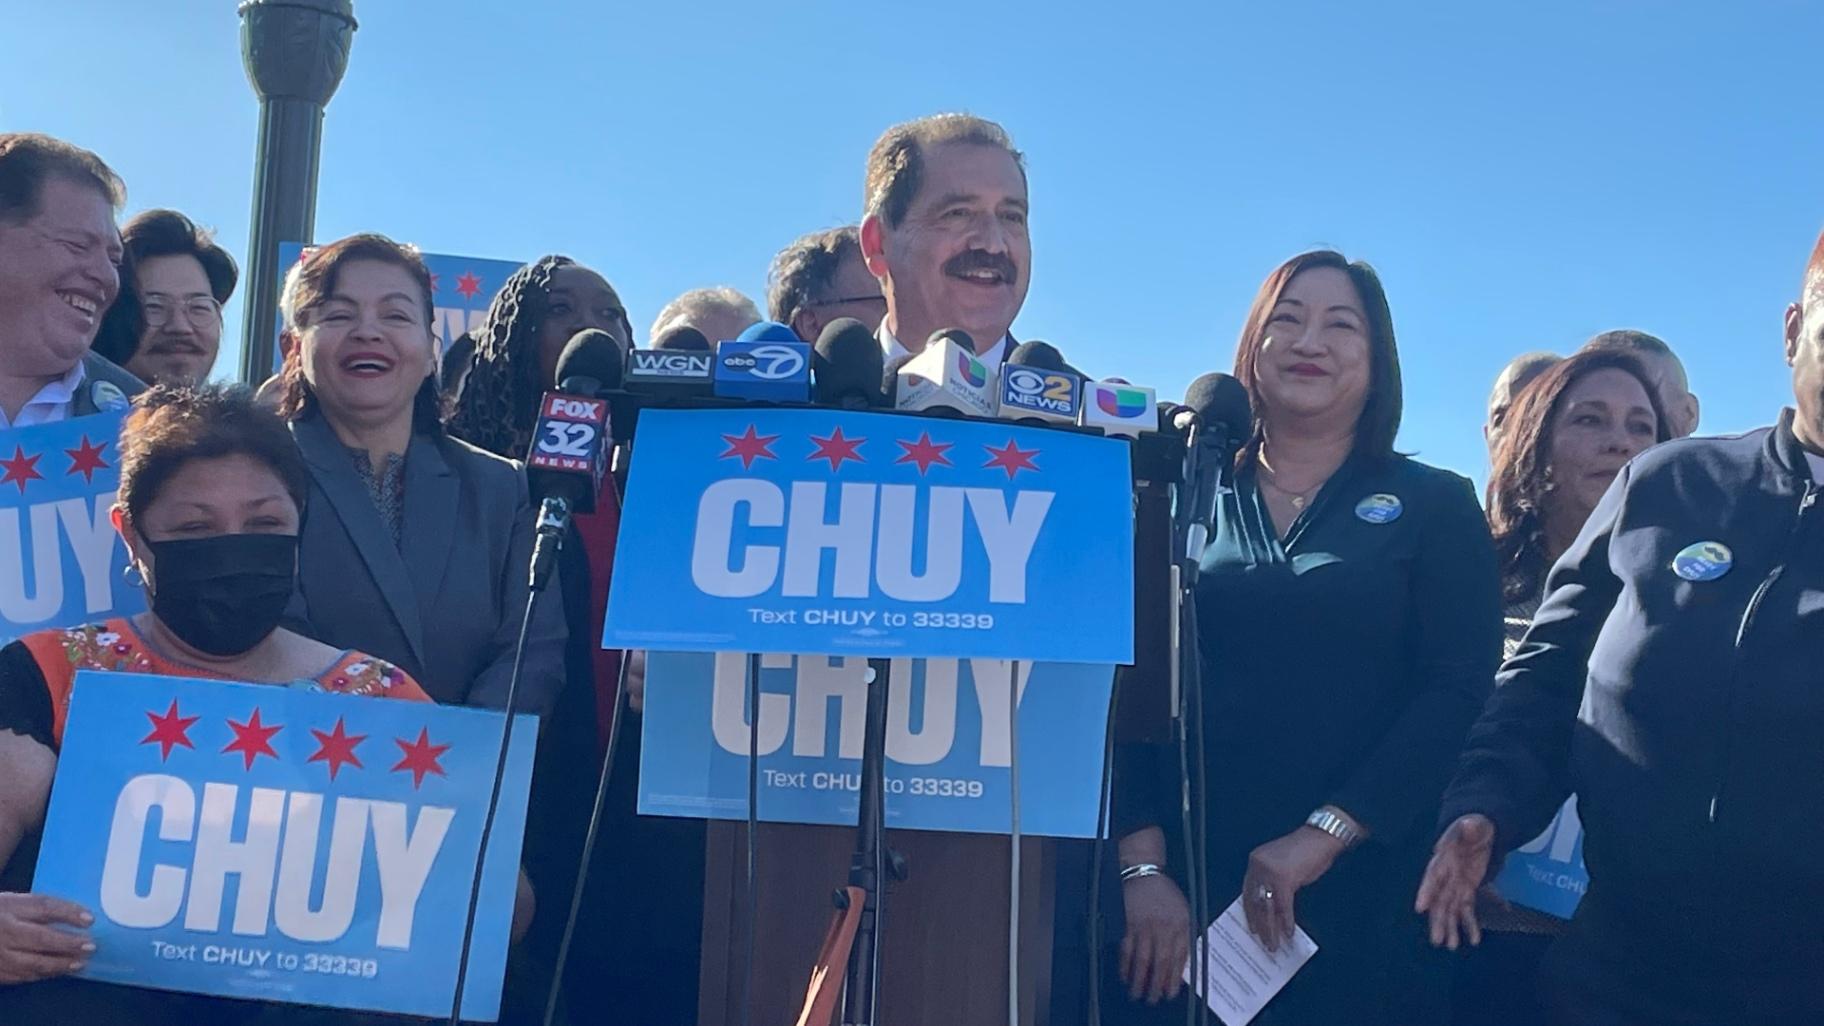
1354, 493, 1403, 524
90, 380, 129, 412
1672, 541, 1733, 582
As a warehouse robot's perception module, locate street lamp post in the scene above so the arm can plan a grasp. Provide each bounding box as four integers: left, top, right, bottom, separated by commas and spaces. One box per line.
236, 0, 357, 386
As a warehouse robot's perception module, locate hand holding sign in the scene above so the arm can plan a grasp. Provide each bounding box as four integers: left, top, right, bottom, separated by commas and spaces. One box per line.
0, 893, 94, 984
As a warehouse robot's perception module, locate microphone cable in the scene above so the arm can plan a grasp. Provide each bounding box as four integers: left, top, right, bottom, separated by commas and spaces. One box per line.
743, 651, 763, 1026
1007, 660, 1025, 1026
449, 525, 553, 1026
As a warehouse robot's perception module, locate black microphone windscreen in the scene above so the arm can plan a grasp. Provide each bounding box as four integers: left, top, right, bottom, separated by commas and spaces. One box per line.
813, 318, 886, 407
927, 327, 977, 354
882, 351, 918, 403
652, 325, 711, 351
1183, 372, 1251, 437
555, 329, 625, 393
1006, 340, 1067, 371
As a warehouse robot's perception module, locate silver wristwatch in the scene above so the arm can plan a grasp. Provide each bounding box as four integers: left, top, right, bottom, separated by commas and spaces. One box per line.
1305, 807, 1365, 849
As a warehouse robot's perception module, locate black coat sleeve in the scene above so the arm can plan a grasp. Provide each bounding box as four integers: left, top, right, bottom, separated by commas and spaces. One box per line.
1438, 465, 1630, 857
1328, 473, 1503, 842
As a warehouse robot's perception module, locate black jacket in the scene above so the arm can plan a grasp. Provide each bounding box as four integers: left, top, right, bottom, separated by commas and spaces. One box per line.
1440, 411, 1824, 1025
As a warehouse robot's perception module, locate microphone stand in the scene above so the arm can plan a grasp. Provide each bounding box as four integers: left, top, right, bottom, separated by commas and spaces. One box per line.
447, 496, 569, 1026
840, 656, 903, 1026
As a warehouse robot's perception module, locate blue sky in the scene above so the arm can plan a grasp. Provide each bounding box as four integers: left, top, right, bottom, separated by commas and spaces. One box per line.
5, 1, 1817, 483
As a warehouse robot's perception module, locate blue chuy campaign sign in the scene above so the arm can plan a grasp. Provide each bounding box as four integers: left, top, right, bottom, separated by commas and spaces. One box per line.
33, 672, 537, 1021
1, 412, 143, 644
1492, 796, 1586, 919
603, 408, 1135, 663
273, 243, 524, 366
638, 652, 1113, 837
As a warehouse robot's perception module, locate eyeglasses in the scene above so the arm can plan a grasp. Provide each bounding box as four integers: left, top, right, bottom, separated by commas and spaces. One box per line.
142, 296, 223, 328
806, 294, 887, 309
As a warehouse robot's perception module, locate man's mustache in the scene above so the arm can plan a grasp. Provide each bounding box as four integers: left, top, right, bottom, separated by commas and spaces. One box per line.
943, 250, 1019, 287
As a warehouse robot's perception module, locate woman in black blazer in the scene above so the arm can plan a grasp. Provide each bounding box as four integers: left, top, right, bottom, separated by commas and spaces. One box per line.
1110, 250, 1503, 1025
275, 233, 566, 715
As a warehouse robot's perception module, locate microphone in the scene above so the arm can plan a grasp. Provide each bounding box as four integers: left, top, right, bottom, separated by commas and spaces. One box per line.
526, 329, 623, 589
995, 341, 1082, 427
626, 340, 715, 397
881, 351, 918, 405
893, 328, 995, 417
734, 319, 802, 343
1175, 372, 1252, 580
653, 324, 712, 351
1079, 380, 1159, 439
715, 336, 813, 403
812, 317, 887, 409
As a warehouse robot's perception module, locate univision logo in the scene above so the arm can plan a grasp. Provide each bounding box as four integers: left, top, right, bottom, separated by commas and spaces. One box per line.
1095, 385, 1148, 418
955, 350, 987, 388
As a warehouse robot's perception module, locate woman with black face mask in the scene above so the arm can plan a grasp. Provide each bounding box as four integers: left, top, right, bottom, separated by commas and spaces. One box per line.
0, 384, 433, 1023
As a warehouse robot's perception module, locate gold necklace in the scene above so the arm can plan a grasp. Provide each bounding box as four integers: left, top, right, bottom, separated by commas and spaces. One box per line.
1258, 464, 1324, 509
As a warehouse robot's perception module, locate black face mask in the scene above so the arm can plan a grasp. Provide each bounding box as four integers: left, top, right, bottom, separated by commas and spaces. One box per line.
143, 533, 299, 657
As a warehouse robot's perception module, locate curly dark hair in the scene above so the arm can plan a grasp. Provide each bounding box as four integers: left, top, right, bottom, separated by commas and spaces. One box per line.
117, 382, 310, 523
1487, 349, 1670, 603
446, 255, 578, 458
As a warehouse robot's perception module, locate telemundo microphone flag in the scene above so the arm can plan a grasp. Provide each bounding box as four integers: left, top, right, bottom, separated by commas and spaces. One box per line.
603, 407, 1136, 664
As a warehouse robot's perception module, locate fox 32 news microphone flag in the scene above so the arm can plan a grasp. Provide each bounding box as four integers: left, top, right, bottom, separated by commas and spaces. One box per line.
2, 411, 144, 644
603, 408, 1135, 664
32, 673, 537, 1021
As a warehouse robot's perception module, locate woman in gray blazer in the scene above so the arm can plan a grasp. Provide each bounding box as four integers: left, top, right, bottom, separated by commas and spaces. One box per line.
274, 233, 566, 714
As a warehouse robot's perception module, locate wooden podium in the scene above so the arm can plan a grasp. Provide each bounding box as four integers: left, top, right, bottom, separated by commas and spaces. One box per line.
697, 821, 1059, 1026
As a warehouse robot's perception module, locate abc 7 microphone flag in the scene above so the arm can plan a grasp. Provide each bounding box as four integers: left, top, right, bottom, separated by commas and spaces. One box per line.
602, 407, 1136, 665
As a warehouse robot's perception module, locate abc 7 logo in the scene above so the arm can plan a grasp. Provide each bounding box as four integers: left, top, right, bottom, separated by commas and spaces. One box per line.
735, 344, 805, 381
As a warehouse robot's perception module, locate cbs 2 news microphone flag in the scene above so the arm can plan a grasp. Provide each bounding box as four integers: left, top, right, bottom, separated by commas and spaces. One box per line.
2, 411, 144, 644
33, 673, 537, 1021
602, 407, 1136, 664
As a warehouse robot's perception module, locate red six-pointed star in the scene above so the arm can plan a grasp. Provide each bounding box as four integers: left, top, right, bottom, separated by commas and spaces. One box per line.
0, 446, 43, 494
64, 435, 110, 483
392, 727, 451, 789
720, 425, 780, 470
426, 271, 441, 294
807, 427, 867, 471
222, 709, 283, 769
139, 699, 199, 761
894, 432, 954, 475
983, 439, 1041, 480
307, 717, 368, 781
454, 271, 484, 300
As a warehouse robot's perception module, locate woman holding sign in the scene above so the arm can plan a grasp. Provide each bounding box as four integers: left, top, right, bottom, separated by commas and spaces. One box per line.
1451, 350, 1667, 1025
0, 385, 431, 1020
1111, 250, 1503, 1024
276, 234, 567, 715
